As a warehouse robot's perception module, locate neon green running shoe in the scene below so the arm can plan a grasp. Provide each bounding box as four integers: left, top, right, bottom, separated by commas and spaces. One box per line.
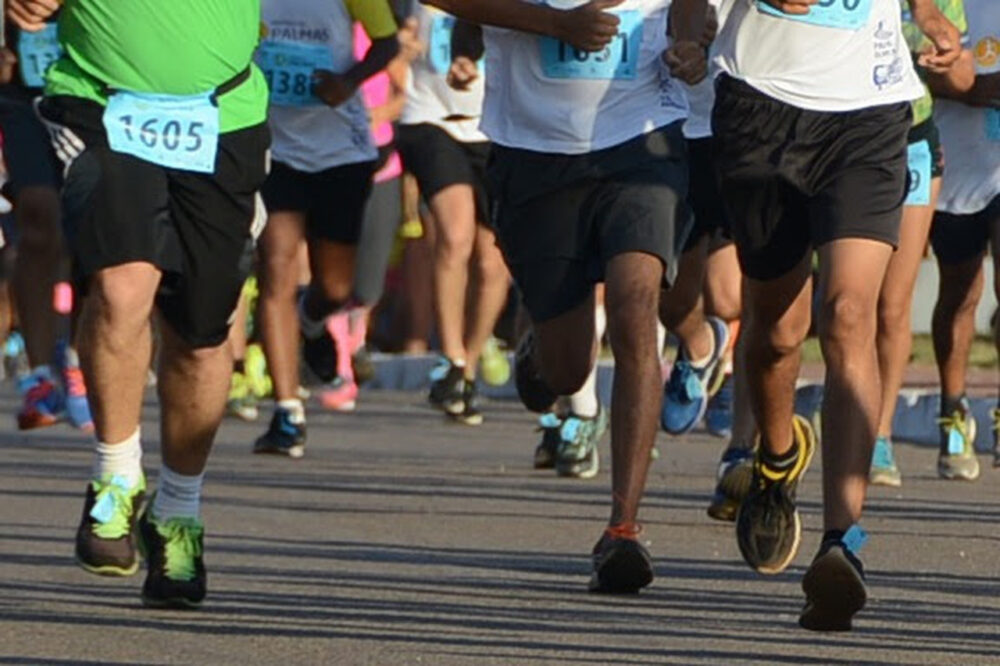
138, 503, 206, 609
75, 473, 146, 576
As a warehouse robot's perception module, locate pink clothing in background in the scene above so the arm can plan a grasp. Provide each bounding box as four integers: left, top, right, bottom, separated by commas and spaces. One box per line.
355, 24, 402, 183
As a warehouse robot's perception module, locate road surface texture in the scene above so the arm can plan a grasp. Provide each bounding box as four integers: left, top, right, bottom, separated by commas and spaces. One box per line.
1, 387, 998, 665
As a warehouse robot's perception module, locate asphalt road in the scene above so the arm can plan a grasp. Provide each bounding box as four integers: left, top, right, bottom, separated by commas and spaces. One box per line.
1, 387, 998, 665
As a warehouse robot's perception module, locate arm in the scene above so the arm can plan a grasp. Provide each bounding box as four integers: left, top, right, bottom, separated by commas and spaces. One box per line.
316, 0, 401, 108
906, 0, 962, 72
421, 0, 624, 53
933, 69, 1000, 109
664, 0, 709, 85
925, 49, 976, 98
369, 57, 409, 127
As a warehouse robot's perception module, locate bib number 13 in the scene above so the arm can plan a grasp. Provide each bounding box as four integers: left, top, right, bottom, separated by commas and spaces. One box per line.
757, 0, 873, 31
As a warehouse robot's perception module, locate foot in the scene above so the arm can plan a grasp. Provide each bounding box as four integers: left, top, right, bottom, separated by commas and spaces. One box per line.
736, 415, 817, 575
869, 436, 901, 487
533, 413, 563, 469
514, 329, 557, 413
480, 336, 511, 387
17, 370, 64, 430
704, 372, 733, 439
55, 342, 94, 431
661, 316, 730, 435
351, 345, 376, 385
448, 380, 484, 426
588, 524, 654, 594
244, 343, 273, 398
302, 331, 338, 384
799, 526, 868, 632
937, 399, 979, 481
227, 371, 260, 421
138, 504, 207, 609
555, 409, 608, 479
253, 408, 306, 459
428, 358, 466, 415
75, 474, 146, 576
707, 445, 755, 522
320, 376, 359, 412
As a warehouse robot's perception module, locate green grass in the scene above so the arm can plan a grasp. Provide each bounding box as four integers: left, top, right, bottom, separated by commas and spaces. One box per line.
800, 334, 998, 368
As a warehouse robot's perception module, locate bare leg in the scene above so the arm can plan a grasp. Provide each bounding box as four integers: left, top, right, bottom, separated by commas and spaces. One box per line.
660, 238, 713, 360
462, 224, 510, 375
428, 184, 477, 365
932, 256, 984, 400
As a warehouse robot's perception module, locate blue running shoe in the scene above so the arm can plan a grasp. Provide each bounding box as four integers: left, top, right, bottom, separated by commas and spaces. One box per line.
705, 373, 733, 439
253, 408, 306, 459
17, 367, 65, 430
869, 436, 901, 487
661, 317, 730, 435
55, 340, 94, 431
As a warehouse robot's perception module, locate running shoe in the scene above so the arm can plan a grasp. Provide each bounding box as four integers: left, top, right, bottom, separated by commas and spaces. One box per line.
16, 369, 64, 430
3, 330, 29, 380
799, 526, 868, 632
707, 445, 755, 522
992, 409, 1000, 468
555, 408, 608, 479
661, 316, 730, 435
244, 343, 273, 399
449, 381, 484, 426
253, 408, 306, 459
320, 375, 359, 412
514, 329, 557, 413
55, 341, 94, 431
533, 413, 563, 469
75, 473, 146, 576
588, 523, 654, 594
869, 436, 901, 487
301, 329, 338, 384
937, 398, 979, 481
736, 414, 817, 575
352, 345, 376, 385
227, 371, 259, 421
138, 503, 206, 609
704, 373, 734, 439
428, 357, 466, 415
480, 336, 511, 387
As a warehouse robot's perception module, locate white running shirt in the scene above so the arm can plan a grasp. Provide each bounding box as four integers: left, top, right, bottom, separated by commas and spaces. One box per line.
935, 0, 1000, 215
481, 0, 688, 154
682, 0, 730, 139
714, 0, 923, 112
399, 4, 488, 143
261, 0, 390, 172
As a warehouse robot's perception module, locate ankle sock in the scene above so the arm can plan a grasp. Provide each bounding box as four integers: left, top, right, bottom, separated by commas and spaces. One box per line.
277, 399, 305, 424
941, 394, 968, 417
760, 438, 799, 476
93, 428, 143, 487
152, 465, 204, 521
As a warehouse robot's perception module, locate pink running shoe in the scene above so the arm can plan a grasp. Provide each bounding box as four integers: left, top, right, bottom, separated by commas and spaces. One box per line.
320, 376, 359, 412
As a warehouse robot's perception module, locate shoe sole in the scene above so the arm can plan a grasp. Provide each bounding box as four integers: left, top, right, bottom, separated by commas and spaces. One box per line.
76, 557, 139, 577
18, 414, 60, 430
589, 546, 654, 594
706, 495, 738, 522
141, 594, 203, 610
448, 412, 483, 426
737, 508, 802, 575
661, 392, 709, 436
799, 549, 867, 632
321, 401, 357, 412
253, 444, 305, 459
556, 450, 599, 480
868, 470, 902, 487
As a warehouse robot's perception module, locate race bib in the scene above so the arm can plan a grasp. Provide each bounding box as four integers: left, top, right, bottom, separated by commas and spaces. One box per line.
757, 0, 873, 31
103, 92, 220, 173
429, 15, 456, 74
255, 41, 335, 106
987, 109, 1000, 142
905, 139, 932, 207
17, 23, 63, 88
540, 10, 643, 80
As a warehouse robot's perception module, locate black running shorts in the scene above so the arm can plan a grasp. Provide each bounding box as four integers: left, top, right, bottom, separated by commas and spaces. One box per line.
261, 159, 375, 245
396, 122, 490, 221
488, 123, 690, 323
0, 91, 62, 195
930, 195, 1000, 266
683, 136, 733, 254
712, 75, 911, 281
38, 95, 270, 349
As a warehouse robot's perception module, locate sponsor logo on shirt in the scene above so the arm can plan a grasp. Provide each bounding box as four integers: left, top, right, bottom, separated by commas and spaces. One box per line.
266, 22, 331, 44
873, 57, 905, 90
974, 36, 999, 68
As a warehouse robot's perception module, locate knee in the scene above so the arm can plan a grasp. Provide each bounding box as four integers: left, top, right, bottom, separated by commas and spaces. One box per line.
476, 246, 509, 284
749, 309, 809, 360
86, 265, 158, 330
820, 292, 876, 349
435, 224, 475, 263
705, 284, 742, 322
877, 295, 910, 336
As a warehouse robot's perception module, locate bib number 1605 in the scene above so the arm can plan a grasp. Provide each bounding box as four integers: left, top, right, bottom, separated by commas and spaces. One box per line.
116, 116, 206, 154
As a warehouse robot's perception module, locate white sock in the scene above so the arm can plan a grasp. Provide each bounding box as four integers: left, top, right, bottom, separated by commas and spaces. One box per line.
566, 304, 607, 419
277, 398, 306, 424
298, 297, 327, 340
688, 322, 715, 369
656, 321, 667, 357
152, 465, 204, 521
93, 428, 143, 487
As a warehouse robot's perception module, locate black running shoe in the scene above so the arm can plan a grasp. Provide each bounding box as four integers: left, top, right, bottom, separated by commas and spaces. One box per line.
75, 474, 146, 576
302, 331, 338, 383
253, 408, 306, 459
449, 381, 484, 426
588, 524, 654, 594
707, 445, 755, 522
352, 345, 376, 385
800, 528, 868, 631
533, 413, 563, 469
515, 329, 557, 413
428, 358, 465, 415
138, 504, 206, 609
736, 415, 816, 574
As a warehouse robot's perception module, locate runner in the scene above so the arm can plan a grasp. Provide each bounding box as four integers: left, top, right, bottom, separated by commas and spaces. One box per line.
0, 16, 92, 431
424, 0, 707, 592
11, 0, 271, 608
252, 0, 399, 455
397, 3, 511, 427
713, 0, 960, 630
926, 0, 1000, 473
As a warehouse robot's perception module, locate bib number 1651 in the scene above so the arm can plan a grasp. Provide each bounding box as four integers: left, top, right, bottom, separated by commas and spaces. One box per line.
539, 10, 643, 80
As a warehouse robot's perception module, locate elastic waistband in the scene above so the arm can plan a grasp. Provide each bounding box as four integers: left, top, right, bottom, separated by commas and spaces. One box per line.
102, 65, 252, 105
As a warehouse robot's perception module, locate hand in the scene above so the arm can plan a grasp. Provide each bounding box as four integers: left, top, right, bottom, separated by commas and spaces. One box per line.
397, 17, 424, 63
447, 57, 479, 91
700, 5, 718, 49
912, 4, 962, 73
553, 0, 626, 53
664, 40, 707, 85
313, 70, 356, 108
6, 0, 62, 31
0, 49, 18, 86
759, 0, 817, 15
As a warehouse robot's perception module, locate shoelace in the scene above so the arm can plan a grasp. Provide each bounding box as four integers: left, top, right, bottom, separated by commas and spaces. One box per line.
90, 476, 135, 539
937, 411, 971, 454
666, 360, 702, 402
871, 438, 895, 469
159, 518, 204, 581
537, 413, 562, 431
560, 417, 584, 444
63, 366, 88, 398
